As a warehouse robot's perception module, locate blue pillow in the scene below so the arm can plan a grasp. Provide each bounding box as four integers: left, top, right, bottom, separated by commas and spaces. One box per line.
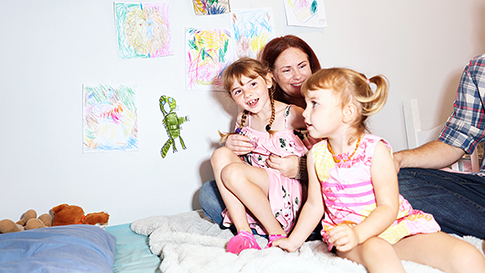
0, 224, 116, 273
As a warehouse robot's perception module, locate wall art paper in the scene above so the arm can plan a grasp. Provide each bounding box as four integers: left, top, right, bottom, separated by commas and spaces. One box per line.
192, 0, 230, 15
83, 84, 138, 153
159, 95, 189, 158
283, 0, 327, 28
114, 2, 173, 59
231, 8, 276, 59
185, 27, 234, 90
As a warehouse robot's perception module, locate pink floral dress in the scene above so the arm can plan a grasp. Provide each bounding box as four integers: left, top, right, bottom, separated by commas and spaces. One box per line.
311, 134, 440, 249
222, 105, 307, 235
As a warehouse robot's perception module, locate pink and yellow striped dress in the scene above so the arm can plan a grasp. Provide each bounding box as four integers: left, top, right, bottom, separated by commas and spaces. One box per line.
311, 134, 440, 249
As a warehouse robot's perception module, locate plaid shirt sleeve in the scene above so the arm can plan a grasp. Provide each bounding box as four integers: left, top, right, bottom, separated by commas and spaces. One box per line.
438, 54, 485, 154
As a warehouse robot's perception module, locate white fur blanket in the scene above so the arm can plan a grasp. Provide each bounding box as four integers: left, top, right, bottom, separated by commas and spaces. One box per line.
131, 210, 484, 273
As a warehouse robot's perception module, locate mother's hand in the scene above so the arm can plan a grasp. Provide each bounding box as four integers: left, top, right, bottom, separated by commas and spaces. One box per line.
266, 155, 299, 178
225, 134, 253, 155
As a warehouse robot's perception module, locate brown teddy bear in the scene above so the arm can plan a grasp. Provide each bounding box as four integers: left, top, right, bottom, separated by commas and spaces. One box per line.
0, 204, 110, 234
0, 209, 52, 233
52, 204, 109, 226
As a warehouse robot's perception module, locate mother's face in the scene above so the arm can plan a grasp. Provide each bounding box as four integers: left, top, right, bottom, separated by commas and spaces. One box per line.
271, 47, 312, 99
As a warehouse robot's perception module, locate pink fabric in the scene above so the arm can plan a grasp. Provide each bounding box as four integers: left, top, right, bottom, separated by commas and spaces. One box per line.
266, 234, 287, 248
222, 106, 306, 235
311, 134, 440, 249
227, 230, 261, 254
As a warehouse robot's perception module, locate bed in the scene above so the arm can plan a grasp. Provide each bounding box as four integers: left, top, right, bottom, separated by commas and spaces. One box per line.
1, 210, 483, 273
0, 224, 116, 273
130, 210, 484, 273
0, 223, 159, 273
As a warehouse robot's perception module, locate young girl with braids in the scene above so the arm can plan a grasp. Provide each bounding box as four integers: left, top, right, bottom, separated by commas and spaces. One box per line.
211, 57, 308, 254
273, 68, 485, 272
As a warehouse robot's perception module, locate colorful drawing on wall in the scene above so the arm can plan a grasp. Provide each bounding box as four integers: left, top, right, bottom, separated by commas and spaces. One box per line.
114, 2, 173, 59
231, 8, 276, 59
159, 95, 189, 158
283, 0, 327, 28
186, 27, 234, 90
83, 84, 138, 153
192, 0, 230, 15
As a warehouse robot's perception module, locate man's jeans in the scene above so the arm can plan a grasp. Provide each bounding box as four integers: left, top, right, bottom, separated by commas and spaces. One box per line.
398, 168, 485, 238
199, 179, 226, 227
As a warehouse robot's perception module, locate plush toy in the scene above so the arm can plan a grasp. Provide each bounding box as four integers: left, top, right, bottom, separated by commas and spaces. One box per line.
0, 204, 109, 234
52, 204, 109, 226
0, 209, 52, 234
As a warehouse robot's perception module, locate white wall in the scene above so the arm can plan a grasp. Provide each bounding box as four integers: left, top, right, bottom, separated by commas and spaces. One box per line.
1, 0, 484, 225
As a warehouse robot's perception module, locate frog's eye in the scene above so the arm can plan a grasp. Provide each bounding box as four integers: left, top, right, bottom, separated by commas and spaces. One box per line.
164, 103, 171, 112
169, 97, 173, 103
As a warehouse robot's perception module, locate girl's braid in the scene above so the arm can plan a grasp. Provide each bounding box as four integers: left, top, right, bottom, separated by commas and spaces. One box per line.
239, 110, 249, 130
265, 88, 275, 132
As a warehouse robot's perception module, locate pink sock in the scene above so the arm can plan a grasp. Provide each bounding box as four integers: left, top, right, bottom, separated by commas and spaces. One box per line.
265, 234, 287, 248
227, 230, 261, 254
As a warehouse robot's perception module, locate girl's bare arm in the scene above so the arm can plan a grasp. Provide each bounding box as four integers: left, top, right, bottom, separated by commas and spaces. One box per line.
272, 151, 325, 252
329, 141, 399, 251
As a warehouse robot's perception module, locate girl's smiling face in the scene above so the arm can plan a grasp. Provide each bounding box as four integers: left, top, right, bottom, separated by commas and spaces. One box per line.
272, 47, 312, 99
230, 74, 272, 114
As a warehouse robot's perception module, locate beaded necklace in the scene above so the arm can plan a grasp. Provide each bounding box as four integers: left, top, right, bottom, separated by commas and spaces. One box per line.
327, 136, 362, 163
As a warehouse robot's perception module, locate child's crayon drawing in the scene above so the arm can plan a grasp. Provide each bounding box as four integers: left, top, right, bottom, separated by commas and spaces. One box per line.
284, 0, 327, 28
83, 84, 138, 152
231, 8, 276, 59
193, 0, 230, 15
185, 27, 234, 90
114, 2, 173, 59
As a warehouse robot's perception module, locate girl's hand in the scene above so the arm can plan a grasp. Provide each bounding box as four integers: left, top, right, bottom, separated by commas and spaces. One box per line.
266, 155, 299, 178
271, 238, 302, 253
328, 225, 359, 252
303, 134, 320, 150
225, 134, 253, 155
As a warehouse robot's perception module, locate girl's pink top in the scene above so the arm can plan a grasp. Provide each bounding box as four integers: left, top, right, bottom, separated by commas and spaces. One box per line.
311, 134, 440, 249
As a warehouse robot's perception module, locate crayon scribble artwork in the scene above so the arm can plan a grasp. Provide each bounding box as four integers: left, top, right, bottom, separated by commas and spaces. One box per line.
284, 0, 327, 28
231, 8, 275, 59
185, 27, 233, 90
114, 2, 173, 59
192, 0, 230, 15
83, 84, 138, 153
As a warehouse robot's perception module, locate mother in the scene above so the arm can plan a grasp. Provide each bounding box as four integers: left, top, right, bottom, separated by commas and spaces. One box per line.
199, 35, 321, 228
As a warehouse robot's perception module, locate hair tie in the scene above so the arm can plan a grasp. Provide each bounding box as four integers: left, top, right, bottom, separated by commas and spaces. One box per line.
366, 79, 370, 84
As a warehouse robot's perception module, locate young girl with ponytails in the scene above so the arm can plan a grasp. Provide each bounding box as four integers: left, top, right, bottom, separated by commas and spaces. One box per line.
211, 57, 308, 254
273, 68, 485, 272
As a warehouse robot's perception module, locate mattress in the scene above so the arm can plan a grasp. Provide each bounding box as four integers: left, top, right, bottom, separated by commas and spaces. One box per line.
106, 223, 160, 273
